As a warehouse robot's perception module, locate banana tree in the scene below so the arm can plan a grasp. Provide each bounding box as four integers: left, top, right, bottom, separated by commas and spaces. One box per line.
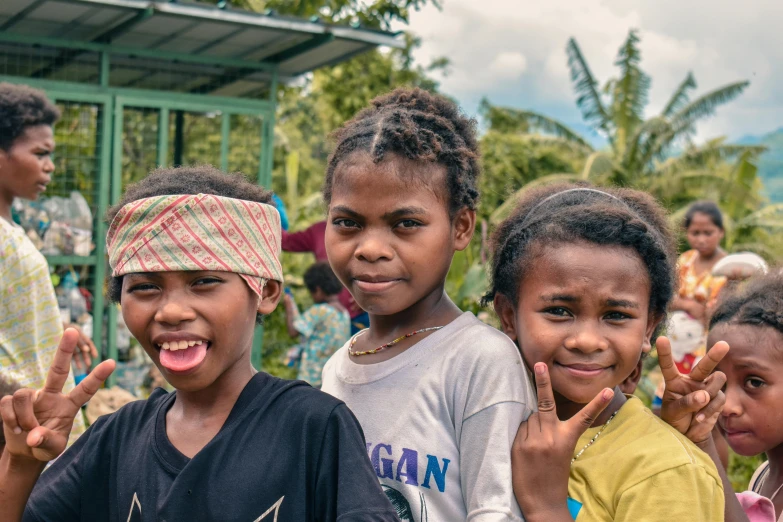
481, 31, 781, 259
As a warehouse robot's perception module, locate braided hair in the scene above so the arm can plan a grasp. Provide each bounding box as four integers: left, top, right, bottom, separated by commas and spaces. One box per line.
484, 183, 677, 331
323, 87, 480, 216
710, 271, 783, 335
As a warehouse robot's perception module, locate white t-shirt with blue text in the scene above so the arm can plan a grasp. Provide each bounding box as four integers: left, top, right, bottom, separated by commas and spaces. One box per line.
322, 312, 535, 522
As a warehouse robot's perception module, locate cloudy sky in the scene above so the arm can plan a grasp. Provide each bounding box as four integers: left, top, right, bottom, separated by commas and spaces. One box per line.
398, 0, 783, 144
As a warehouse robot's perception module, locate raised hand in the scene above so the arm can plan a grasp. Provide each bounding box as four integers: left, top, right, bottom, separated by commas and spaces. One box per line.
656, 336, 728, 443
511, 363, 614, 521
0, 329, 115, 462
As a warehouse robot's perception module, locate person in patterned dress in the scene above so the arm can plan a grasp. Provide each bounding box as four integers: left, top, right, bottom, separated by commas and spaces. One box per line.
284, 262, 350, 388
0, 83, 88, 445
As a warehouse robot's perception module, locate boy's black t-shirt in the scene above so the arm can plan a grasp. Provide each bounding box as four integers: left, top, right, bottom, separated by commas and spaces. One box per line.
24, 372, 399, 522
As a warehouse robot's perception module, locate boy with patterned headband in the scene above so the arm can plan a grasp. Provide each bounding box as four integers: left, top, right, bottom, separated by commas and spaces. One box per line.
0, 166, 399, 522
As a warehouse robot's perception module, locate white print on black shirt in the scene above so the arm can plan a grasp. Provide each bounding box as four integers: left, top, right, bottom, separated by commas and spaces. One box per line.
125, 493, 285, 521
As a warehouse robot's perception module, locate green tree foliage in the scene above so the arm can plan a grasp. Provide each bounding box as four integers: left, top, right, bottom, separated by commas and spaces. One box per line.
482, 30, 783, 260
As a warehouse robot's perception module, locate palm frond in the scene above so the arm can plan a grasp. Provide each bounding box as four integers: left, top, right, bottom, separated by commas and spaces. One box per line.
737, 204, 783, 227
518, 134, 594, 156
479, 98, 531, 134
657, 140, 766, 175
566, 38, 611, 133
483, 105, 593, 150
512, 110, 593, 150
580, 151, 616, 181
623, 116, 671, 171
612, 30, 650, 151
669, 81, 750, 136
661, 72, 697, 117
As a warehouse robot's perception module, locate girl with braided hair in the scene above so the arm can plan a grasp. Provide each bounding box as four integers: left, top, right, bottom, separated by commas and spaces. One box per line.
486, 183, 725, 520
321, 87, 535, 521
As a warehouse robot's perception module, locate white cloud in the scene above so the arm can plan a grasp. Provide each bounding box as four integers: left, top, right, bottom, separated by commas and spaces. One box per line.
399, 0, 783, 140
488, 52, 527, 79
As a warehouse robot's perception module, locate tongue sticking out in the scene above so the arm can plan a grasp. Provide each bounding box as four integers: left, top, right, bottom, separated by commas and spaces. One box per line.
159, 342, 208, 373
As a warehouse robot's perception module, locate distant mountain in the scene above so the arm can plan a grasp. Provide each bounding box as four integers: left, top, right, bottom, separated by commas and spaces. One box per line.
735, 128, 783, 202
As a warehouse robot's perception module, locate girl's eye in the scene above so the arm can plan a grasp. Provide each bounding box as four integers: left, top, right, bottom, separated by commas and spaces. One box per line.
605, 311, 630, 321
333, 218, 359, 229
396, 219, 421, 229
745, 377, 765, 390
544, 307, 571, 318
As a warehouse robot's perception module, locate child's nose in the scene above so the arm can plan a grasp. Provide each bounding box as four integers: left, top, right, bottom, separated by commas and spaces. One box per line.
721, 387, 743, 417
564, 326, 609, 353
354, 232, 394, 262
155, 300, 197, 325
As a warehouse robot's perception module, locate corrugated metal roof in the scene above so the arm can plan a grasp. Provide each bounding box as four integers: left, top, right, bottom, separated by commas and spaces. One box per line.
0, 0, 403, 93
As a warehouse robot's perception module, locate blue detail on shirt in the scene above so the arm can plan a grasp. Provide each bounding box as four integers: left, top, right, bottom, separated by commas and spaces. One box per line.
567, 497, 582, 519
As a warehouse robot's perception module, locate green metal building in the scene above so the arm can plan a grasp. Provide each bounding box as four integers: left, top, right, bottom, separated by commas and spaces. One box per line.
0, 0, 401, 380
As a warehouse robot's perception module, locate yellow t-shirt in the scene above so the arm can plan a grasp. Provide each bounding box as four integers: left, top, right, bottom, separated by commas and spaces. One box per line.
0, 217, 85, 445
568, 397, 724, 521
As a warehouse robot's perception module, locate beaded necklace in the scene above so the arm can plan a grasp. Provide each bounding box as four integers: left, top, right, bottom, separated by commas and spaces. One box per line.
349, 326, 444, 356
571, 409, 619, 464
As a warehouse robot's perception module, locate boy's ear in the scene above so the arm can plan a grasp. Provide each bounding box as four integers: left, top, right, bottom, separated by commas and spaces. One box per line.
258, 280, 283, 315
642, 313, 665, 354
453, 207, 476, 251
493, 293, 518, 342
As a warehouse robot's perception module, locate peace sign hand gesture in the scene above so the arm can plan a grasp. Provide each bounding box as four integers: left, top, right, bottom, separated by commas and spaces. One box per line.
0, 329, 115, 462
511, 363, 614, 522
656, 336, 728, 443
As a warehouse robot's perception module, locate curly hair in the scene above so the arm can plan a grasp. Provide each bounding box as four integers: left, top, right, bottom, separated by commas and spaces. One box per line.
323, 87, 480, 216
484, 183, 677, 332
105, 165, 273, 324
303, 262, 343, 296
0, 83, 60, 150
684, 200, 723, 230
710, 271, 783, 335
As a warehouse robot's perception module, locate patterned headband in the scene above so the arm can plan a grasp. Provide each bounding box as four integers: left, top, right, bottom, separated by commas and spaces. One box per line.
107, 193, 283, 297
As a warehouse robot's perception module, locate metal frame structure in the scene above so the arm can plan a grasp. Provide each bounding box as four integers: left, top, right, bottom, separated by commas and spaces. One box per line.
1, 0, 402, 382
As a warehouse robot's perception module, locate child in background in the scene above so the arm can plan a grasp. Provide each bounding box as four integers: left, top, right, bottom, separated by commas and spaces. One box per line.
670, 200, 728, 373
487, 184, 724, 521
284, 262, 350, 388
658, 272, 783, 522
0, 166, 398, 522
321, 87, 534, 521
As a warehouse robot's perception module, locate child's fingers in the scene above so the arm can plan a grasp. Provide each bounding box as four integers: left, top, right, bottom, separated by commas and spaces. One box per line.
27, 426, 67, 462
667, 390, 711, 421
11, 389, 40, 433
43, 329, 80, 394
701, 372, 727, 399
689, 342, 729, 382
68, 359, 116, 407
568, 388, 614, 435
0, 395, 20, 435
532, 363, 559, 426
694, 391, 726, 425
686, 393, 726, 443
655, 336, 681, 383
